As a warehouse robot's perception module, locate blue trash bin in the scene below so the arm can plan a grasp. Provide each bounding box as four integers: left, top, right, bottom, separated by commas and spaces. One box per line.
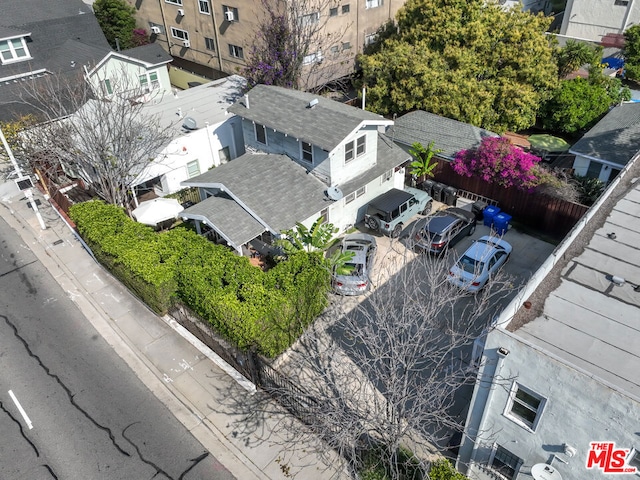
493, 212, 512, 235
483, 205, 501, 227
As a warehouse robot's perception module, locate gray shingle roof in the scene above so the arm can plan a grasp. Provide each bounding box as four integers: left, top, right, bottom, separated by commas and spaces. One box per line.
120, 43, 172, 66
0, 0, 111, 120
181, 193, 266, 247
0, 25, 29, 39
227, 84, 392, 152
1, 0, 94, 27
182, 153, 333, 240
389, 110, 499, 160
570, 103, 640, 167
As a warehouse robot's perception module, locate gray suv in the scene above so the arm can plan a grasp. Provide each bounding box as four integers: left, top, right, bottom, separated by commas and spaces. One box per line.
364, 187, 432, 237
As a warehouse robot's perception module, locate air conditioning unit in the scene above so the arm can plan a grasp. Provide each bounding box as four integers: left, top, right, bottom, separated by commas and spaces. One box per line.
150, 26, 161, 34
224, 10, 235, 21
177, 8, 185, 16
182, 39, 191, 48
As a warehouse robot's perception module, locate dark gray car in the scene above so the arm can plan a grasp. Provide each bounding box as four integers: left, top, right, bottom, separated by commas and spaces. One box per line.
413, 207, 476, 254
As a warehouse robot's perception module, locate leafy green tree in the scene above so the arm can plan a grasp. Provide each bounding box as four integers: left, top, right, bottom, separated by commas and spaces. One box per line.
94, 0, 137, 50
624, 24, 640, 82
358, 0, 557, 132
555, 39, 602, 78
408, 141, 441, 181
540, 75, 630, 133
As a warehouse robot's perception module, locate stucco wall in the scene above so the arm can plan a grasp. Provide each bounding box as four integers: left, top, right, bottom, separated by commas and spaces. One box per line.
459, 328, 640, 480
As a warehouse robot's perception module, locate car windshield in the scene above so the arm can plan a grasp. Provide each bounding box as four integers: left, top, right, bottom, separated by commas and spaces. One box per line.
458, 255, 484, 274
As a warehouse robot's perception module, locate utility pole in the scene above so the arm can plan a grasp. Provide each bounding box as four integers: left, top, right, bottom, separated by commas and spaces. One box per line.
0, 126, 47, 230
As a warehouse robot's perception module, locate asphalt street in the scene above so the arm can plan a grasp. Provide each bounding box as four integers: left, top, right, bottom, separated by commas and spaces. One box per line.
0, 217, 236, 480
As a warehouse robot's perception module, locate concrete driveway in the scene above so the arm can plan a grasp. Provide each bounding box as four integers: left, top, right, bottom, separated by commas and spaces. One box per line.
332, 202, 558, 315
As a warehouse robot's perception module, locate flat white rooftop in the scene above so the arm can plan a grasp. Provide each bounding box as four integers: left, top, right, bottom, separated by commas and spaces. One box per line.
142, 75, 245, 132
515, 183, 640, 398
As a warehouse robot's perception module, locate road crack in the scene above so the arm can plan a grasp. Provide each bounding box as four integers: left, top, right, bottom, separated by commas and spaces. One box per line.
1, 314, 131, 458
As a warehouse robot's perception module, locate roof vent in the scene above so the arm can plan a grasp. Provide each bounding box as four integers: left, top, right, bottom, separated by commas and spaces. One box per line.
182, 116, 197, 130
326, 186, 343, 200
308, 98, 319, 109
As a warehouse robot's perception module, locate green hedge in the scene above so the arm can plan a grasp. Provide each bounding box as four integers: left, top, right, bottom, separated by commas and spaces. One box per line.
70, 200, 330, 357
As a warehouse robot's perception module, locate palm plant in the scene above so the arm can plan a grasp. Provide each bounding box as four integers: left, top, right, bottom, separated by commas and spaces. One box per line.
275, 217, 354, 272
408, 141, 442, 183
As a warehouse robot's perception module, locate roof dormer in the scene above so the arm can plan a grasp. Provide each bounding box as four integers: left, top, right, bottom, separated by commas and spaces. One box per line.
0, 33, 32, 65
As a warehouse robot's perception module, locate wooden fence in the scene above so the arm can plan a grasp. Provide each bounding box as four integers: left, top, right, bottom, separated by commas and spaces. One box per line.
425, 159, 589, 240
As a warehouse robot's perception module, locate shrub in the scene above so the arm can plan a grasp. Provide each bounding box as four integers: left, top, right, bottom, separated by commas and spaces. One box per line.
70, 200, 331, 356
429, 459, 468, 480
452, 137, 541, 190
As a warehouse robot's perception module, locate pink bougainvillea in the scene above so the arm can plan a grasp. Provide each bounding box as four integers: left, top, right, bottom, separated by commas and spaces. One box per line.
452, 137, 541, 190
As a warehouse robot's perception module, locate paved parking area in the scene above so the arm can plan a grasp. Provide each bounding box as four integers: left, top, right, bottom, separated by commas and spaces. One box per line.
333, 201, 558, 314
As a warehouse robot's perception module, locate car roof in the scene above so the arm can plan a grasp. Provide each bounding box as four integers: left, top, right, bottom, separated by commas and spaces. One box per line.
368, 188, 414, 213
424, 215, 458, 234
462, 237, 508, 263
424, 207, 473, 233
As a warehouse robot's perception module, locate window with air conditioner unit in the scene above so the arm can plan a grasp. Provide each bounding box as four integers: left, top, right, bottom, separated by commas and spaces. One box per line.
177, 8, 185, 16
223, 6, 239, 22
150, 25, 162, 35
182, 40, 191, 47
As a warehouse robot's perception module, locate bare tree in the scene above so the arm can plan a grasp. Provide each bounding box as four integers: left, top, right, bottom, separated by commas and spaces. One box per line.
17, 71, 174, 208
222, 238, 517, 478
243, 0, 352, 92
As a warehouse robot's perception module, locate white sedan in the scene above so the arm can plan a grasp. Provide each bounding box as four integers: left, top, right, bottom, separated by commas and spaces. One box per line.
448, 236, 512, 292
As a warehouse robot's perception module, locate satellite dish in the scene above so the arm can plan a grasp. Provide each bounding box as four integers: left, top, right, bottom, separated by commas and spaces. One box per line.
326, 186, 343, 201
531, 464, 563, 480
182, 116, 197, 130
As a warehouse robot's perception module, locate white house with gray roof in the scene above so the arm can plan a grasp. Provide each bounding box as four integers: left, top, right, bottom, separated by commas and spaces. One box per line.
456, 155, 640, 480
131, 75, 246, 198
85, 43, 173, 100
571, 102, 640, 184
390, 110, 498, 161
180, 84, 411, 253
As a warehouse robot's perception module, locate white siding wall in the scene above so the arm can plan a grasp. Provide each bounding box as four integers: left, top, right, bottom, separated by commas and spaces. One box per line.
89, 56, 171, 98
458, 328, 640, 480
298, 169, 404, 233
155, 117, 240, 194
328, 126, 379, 186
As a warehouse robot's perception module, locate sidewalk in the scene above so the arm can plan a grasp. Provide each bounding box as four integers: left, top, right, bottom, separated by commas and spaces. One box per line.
0, 183, 347, 480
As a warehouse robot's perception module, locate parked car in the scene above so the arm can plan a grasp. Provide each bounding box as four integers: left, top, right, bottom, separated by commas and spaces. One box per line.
448, 235, 512, 292
413, 207, 476, 254
364, 187, 432, 237
333, 233, 377, 296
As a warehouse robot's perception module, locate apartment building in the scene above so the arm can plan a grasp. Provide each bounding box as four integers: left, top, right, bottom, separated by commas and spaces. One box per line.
126, 0, 406, 90
560, 0, 640, 42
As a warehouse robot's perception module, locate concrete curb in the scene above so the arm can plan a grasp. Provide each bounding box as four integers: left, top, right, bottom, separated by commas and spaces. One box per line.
0, 194, 267, 480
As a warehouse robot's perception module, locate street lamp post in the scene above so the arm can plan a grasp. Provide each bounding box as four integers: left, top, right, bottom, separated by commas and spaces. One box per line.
0, 126, 47, 230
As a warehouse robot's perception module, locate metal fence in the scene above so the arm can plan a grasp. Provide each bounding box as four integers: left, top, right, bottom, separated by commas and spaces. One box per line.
168, 303, 322, 426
